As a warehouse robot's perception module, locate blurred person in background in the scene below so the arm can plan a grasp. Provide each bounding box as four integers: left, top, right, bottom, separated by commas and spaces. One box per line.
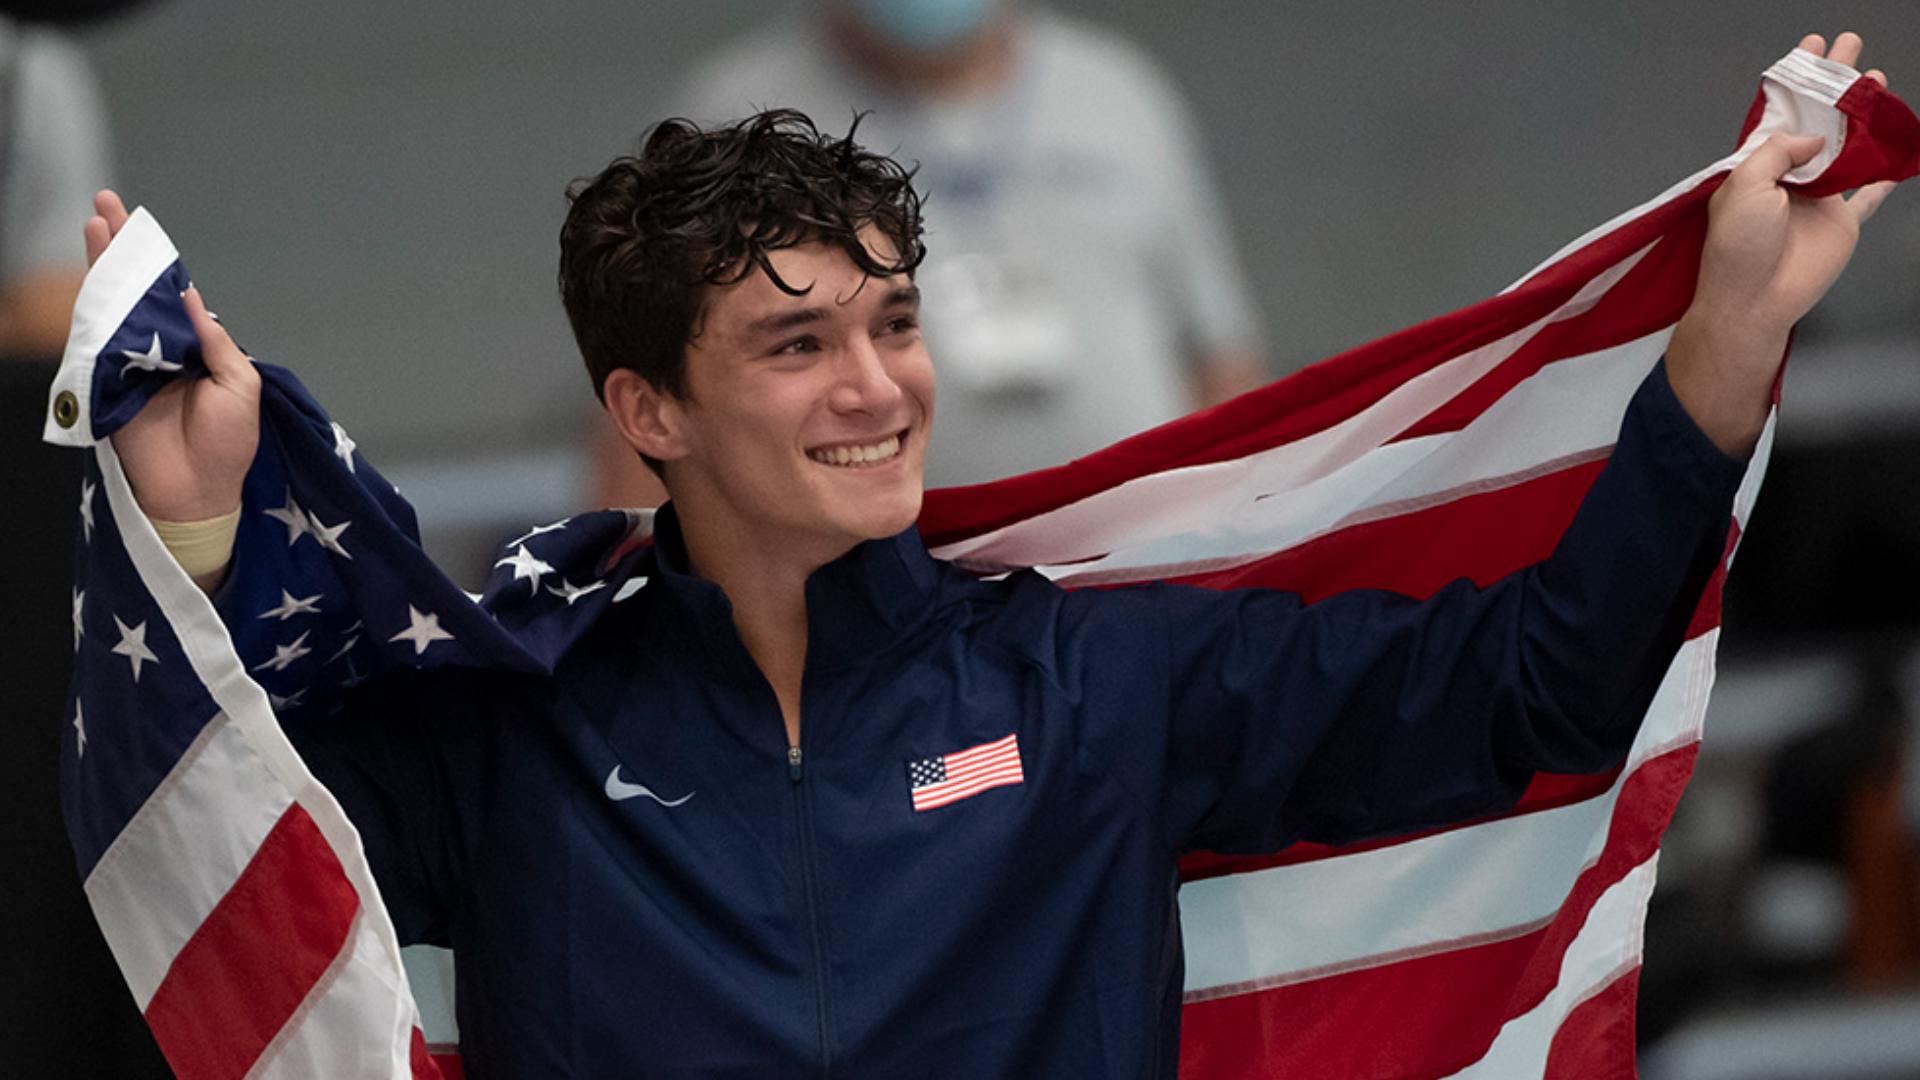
596, 0, 1267, 505
1, 6, 172, 1075
0, 14, 107, 359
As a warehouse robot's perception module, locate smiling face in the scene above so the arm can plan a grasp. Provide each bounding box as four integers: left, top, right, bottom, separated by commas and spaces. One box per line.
634, 230, 935, 570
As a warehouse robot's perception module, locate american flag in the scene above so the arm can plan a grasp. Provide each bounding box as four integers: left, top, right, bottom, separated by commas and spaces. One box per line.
907, 733, 1025, 811
45, 50, 1918, 1080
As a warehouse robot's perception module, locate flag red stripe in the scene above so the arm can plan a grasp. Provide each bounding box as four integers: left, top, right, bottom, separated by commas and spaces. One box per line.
1541, 968, 1641, 1080
411, 1027, 447, 1079
1178, 743, 1694, 1078
144, 804, 360, 1080
1818, 78, 1920, 194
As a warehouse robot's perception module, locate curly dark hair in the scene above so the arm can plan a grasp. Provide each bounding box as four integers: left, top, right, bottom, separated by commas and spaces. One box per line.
559, 109, 927, 405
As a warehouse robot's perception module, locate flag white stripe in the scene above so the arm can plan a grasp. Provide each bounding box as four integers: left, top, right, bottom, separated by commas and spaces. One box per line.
1439, 855, 1659, 1079
1732, 412, 1776, 529
84, 712, 292, 1009
1181, 630, 1713, 994
1357, 332, 1666, 513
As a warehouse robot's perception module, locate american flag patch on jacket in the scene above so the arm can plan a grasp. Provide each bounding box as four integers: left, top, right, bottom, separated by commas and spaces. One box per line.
906, 733, 1024, 811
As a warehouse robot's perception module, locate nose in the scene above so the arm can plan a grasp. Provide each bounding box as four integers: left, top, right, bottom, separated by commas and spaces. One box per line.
828, 336, 905, 416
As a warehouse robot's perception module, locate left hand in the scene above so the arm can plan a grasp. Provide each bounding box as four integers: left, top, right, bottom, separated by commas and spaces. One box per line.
1668, 31, 1896, 458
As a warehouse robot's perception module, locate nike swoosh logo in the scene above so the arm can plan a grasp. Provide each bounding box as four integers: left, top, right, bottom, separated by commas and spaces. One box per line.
604, 766, 694, 807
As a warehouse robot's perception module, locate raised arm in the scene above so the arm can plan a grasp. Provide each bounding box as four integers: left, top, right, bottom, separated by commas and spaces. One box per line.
1098, 30, 1903, 856
85, 190, 260, 589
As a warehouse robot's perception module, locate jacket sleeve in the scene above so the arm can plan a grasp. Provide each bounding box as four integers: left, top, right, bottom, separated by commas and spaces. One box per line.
1133, 360, 1745, 855
282, 668, 518, 948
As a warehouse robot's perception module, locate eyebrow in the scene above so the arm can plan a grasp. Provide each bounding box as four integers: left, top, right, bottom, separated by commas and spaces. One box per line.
743, 284, 921, 338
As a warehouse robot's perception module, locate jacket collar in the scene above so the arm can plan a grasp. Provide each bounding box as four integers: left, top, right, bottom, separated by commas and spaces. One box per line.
636, 502, 944, 683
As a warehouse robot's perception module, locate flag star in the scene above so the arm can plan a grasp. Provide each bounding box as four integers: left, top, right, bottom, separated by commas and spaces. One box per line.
79, 479, 96, 543
613, 576, 649, 603
73, 701, 86, 758
327, 634, 361, 664
264, 491, 310, 545
341, 657, 368, 689
119, 332, 184, 376
258, 589, 323, 621
389, 606, 454, 656
507, 518, 570, 548
306, 511, 353, 559
72, 588, 85, 651
268, 688, 308, 711
252, 630, 313, 673
546, 578, 607, 606
110, 615, 159, 682
330, 422, 358, 474
495, 544, 554, 594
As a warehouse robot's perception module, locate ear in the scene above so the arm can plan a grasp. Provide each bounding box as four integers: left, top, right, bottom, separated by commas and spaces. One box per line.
603, 368, 692, 465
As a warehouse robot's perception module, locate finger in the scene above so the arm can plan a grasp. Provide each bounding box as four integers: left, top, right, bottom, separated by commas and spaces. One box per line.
84, 216, 110, 267
1829, 30, 1863, 69
183, 287, 256, 388
1798, 33, 1826, 57
1847, 180, 1896, 223
1866, 68, 1887, 88
94, 190, 129, 236
1738, 133, 1826, 185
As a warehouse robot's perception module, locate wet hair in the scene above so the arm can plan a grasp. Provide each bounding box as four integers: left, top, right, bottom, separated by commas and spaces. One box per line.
559, 109, 927, 407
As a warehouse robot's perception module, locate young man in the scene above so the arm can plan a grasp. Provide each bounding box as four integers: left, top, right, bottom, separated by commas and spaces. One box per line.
97, 33, 1893, 1077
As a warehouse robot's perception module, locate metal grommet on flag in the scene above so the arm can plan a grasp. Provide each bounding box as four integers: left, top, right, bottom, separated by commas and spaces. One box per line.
53, 390, 79, 429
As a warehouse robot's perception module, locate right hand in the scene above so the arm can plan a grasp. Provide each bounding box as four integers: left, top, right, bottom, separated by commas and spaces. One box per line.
1667, 31, 1895, 460
87, 190, 261, 522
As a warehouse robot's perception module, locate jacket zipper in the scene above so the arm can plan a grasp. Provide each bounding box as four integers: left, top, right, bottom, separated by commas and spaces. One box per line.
790, 744, 834, 1074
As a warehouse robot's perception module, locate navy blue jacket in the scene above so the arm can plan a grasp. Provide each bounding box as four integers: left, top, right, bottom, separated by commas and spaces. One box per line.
293, 364, 1744, 1078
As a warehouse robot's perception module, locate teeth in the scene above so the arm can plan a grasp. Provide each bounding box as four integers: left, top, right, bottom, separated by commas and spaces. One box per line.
810, 434, 901, 467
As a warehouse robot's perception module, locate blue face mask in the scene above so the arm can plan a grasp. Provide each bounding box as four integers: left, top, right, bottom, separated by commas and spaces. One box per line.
848, 0, 1001, 52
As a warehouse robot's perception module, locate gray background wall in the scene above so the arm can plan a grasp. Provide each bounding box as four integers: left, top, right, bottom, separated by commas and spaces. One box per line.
73, 0, 1920, 465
